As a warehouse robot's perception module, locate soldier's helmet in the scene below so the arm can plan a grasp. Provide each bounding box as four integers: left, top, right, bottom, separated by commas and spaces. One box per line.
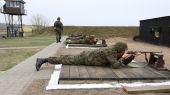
57, 17, 60, 20
113, 42, 128, 51
89, 35, 95, 39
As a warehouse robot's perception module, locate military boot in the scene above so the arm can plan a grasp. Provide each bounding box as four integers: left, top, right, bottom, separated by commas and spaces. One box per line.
35, 58, 48, 71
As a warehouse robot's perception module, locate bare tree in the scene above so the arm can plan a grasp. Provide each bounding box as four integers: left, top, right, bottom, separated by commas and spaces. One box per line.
30, 14, 50, 34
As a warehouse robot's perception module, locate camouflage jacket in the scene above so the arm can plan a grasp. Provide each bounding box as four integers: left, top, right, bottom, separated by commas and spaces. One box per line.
74, 47, 123, 68
65, 37, 97, 45
54, 20, 63, 31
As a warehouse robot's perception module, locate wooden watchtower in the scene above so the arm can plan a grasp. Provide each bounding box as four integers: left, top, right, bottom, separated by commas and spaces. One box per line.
0, 0, 26, 37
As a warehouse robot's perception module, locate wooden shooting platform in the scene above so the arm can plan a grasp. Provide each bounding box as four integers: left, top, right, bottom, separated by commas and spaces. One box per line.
59, 65, 170, 80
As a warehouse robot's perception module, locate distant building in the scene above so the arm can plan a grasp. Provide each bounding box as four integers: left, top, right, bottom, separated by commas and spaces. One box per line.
139, 16, 170, 46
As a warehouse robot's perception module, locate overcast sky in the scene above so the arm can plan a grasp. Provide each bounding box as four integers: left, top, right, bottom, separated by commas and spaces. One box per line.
0, 0, 170, 26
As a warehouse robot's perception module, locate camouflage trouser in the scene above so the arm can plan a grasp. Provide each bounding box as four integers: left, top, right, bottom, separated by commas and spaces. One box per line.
48, 56, 74, 65
48, 54, 87, 65
65, 39, 86, 44
56, 31, 61, 42
66, 35, 85, 41
48, 52, 107, 66
48, 53, 134, 67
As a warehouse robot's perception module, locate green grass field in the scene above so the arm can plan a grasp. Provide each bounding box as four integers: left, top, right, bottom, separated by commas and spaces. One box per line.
0, 48, 41, 71
0, 34, 55, 71
0, 35, 55, 48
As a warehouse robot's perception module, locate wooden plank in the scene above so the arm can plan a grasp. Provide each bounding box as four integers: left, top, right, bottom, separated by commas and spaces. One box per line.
78, 66, 90, 78
145, 67, 167, 78
113, 69, 128, 78
121, 68, 137, 78
69, 65, 79, 79
113, 67, 167, 79
94, 66, 108, 79
159, 71, 170, 77
99, 67, 118, 79
86, 66, 99, 79
124, 68, 150, 78
142, 67, 164, 78
59, 65, 70, 79
123, 85, 170, 94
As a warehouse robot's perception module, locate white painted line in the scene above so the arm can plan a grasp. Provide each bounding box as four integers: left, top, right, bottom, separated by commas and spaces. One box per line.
46, 64, 62, 90
55, 64, 62, 70
47, 81, 170, 90
66, 45, 98, 49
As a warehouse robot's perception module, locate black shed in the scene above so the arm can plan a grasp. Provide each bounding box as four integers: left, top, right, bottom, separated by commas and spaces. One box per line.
139, 16, 170, 46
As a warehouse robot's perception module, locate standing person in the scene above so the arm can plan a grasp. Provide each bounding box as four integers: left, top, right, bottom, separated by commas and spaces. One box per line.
35, 42, 141, 71
54, 17, 63, 43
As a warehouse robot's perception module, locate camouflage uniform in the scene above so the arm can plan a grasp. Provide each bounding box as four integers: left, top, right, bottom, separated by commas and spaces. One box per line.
69, 32, 84, 38
54, 17, 63, 42
65, 35, 97, 45
35, 42, 134, 71
48, 51, 119, 68
48, 42, 132, 69
66, 34, 86, 41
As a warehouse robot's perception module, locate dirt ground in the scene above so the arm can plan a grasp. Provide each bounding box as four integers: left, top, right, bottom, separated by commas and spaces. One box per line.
23, 79, 170, 95
22, 37, 170, 95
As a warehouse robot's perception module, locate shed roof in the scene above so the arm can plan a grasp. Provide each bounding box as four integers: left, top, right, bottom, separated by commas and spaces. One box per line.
140, 16, 170, 21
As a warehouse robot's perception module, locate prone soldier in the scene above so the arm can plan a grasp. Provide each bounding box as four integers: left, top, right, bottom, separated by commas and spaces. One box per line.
35, 42, 140, 71
66, 34, 86, 41
65, 35, 98, 45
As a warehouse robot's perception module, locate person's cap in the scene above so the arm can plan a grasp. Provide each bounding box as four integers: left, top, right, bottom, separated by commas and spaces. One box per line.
57, 17, 60, 20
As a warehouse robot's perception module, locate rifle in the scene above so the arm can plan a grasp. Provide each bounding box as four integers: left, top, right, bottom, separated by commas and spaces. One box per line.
127, 51, 165, 69
127, 51, 162, 54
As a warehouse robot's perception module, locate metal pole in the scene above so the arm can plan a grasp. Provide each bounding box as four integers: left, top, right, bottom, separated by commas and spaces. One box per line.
3, 13, 8, 37
20, 15, 23, 37
11, 14, 14, 37
8, 14, 10, 37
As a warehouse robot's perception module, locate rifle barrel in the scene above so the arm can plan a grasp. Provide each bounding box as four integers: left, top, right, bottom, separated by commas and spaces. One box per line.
127, 51, 162, 54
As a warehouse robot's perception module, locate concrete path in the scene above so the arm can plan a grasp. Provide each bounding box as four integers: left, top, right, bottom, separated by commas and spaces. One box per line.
0, 36, 66, 95
0, 46, 46, 50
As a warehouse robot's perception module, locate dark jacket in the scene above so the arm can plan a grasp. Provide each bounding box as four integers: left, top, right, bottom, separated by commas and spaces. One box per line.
54, 20, 63, 32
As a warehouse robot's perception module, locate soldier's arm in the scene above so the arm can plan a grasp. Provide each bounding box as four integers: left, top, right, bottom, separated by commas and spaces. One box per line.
54, 22, 56, 29
106, 55, 121, 69
121, 51, 142, 65
61, 22, 63, 30
121, 54, 135, 65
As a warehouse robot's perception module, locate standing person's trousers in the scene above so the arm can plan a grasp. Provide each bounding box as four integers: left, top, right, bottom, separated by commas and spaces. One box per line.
56, 31, 61, 42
